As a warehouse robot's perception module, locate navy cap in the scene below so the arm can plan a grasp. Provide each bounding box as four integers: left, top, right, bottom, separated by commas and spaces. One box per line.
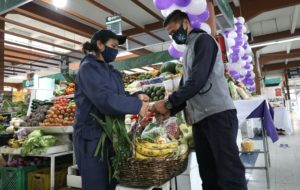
91, 30, 127, 45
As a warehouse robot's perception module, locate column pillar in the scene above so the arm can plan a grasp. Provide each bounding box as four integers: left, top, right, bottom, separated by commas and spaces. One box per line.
206, 0, 217, 37
0, 14, 5, 92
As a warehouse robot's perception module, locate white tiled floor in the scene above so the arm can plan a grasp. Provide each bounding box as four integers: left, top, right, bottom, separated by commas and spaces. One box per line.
248, 111, 300, 190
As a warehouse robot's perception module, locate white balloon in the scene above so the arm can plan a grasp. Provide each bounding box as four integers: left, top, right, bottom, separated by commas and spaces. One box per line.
239, 69, 248, 76
228, 31, 237, 39
247, 56, 253, 63
185, 0, 207, 15
249, 64, 254, 71
200, 23, 211, 34
161, 4, 182, 17
238, 48, 245, 57
238, 17, 245, 24
246, 47, 252, 54
242, 25, 247, 33
227, 38, 235, 47
239, 60, 246, 67
234, 18, 238, 24
243, 35, 249, 42
228, 48, 233, 54
172, 41, 186, 52
250, 71, 255, 78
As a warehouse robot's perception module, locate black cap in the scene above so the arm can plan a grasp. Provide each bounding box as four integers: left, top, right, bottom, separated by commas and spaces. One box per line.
91, 30, 127, 45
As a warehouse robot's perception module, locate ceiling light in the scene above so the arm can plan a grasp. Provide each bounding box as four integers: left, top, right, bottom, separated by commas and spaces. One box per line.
53, 0, 67, 8
250, 36, 300, 48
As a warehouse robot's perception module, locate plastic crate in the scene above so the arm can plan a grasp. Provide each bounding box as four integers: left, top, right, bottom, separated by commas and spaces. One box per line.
27, 167, 67, 190
0, 165, 38, 190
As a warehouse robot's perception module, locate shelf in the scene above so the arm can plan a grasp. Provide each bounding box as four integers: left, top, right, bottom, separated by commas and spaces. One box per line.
52, 94, 74, 100
17, 126, 73, 134
0, 144, 72, 156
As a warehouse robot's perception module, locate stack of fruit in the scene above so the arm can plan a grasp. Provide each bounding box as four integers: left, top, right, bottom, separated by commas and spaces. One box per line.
65, 83, 75, 95
24, 102, 52, 127
123, 74, 139, 87
40, 97, 76, 126
143, 86, 165, 102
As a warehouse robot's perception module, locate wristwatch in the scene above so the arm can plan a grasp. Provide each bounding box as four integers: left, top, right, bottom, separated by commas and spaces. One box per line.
165, 99, 173, 110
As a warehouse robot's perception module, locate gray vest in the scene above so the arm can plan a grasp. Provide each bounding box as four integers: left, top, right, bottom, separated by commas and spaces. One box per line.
182, 32, 235, 125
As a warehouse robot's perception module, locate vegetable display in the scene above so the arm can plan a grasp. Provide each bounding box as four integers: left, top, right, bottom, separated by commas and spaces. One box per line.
143, 86, 166, 102
21, 130, 57, 156
40, 97, 76, 126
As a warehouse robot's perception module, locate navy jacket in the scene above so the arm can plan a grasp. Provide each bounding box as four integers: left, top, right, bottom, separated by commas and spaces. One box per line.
73, 54, 142, 140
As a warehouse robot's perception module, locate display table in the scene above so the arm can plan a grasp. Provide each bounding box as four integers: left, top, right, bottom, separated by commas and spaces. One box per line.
274, 107, 293, 135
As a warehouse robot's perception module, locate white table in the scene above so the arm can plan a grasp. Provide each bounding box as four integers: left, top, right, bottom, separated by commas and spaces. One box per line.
274, 107, 293, 135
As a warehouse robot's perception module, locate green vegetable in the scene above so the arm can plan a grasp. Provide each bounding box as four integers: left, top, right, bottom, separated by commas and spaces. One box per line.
90, 114, 132, 182
160, 72, 172, 77
28, 130, 43, 138
141, 123, 164, 142
175, 64, 183, 74
160, 62, 177, 74
40, 135, 57, 147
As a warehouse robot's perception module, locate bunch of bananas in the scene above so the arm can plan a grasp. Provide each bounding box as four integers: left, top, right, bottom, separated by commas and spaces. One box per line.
135, 140, 188, 159
8, 138, 25, 148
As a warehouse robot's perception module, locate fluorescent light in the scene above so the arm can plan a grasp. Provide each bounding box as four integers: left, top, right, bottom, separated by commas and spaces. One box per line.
117, 51, 133, 57
9, 75, 27, 80
53, 0, 67, 8
250, 36, 300, 48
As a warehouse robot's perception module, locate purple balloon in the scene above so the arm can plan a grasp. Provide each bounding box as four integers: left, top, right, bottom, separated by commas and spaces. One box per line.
230, 70, 238, 76
243, 43, 248, 49
244, 63, 251, 70
235, 39, 244, 46
235, 23, 243, 27
190, 20, 202, 29
247, 79, 255, 86
153, 0, 173, 10
242, 54, 249, 60
230, 53, 239, 63
168, 44, 183, 58
174, 0, 191, 7
223, 30, 230, 38
188, 9, 210, 23
233, 74, 240, 81
249, 87, 256, 92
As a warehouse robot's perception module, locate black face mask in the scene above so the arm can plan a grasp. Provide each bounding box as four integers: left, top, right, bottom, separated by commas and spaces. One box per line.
101, 46, 118, 63
172, 23, 188, 45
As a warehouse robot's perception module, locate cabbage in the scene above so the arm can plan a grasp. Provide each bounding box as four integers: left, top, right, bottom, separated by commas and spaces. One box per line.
40, 135, 57, 147
28, 130, 43, 138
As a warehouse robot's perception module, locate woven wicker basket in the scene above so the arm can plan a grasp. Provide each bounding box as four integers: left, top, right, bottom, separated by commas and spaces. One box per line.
119, 153, 188, 188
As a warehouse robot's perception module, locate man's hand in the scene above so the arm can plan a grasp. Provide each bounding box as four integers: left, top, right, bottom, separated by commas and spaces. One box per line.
139, 102, 149, 118
137, 94, 150, 102
150, 100, 171, 122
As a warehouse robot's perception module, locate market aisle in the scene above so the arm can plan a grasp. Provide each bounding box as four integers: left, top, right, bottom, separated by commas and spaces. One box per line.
247, 111, 300, 190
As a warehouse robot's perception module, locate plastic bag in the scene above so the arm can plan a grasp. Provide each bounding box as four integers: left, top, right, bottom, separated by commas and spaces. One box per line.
141, 123, 165, 142
164, 117, 180, 139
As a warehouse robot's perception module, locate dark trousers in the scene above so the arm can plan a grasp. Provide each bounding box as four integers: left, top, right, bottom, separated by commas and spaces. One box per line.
74, 136, 117, 190
192, 110, 247, 190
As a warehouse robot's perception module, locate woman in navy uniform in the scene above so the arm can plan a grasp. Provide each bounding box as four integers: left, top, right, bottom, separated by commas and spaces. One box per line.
73, 30, 149, 190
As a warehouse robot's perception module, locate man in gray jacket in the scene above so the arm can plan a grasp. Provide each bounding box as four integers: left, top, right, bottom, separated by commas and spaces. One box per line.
152, 10, 247, 190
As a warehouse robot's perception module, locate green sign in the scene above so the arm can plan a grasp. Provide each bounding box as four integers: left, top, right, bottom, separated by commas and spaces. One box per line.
0, 0, 33, 15
106, 15, 122, 35
216, 0, 234, 28
22, 79, 34, 88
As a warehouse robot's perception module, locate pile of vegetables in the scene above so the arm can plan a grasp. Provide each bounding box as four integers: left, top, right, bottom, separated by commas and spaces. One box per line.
1, 100, 28, 117
40, 98, 76, 126
91, 114, 132, 182
21, 130, 57, 156
160, 62, 183, 77
65, 83, 75, 95
6, 118, 25, 134
6, 156, 46, 167
24, 105, 51, 127
143, 86, 165, 102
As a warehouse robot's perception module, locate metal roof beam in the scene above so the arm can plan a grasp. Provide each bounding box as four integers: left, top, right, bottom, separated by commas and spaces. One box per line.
291, 5, 300, 34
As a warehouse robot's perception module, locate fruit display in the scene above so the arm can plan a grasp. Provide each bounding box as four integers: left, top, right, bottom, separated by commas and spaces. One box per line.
143, 86, 165, 102
65, 83, 75, 95
30, 99, 53, 113
160, 62, 177, 74
123, 73, 139, 87
137, 73, 153, 80
24, 105, 52, 127
40, 98, 76, 126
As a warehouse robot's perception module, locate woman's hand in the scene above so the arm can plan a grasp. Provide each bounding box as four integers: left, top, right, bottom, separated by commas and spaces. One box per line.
137, 94, 150, 102
139, 101, 150, 118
